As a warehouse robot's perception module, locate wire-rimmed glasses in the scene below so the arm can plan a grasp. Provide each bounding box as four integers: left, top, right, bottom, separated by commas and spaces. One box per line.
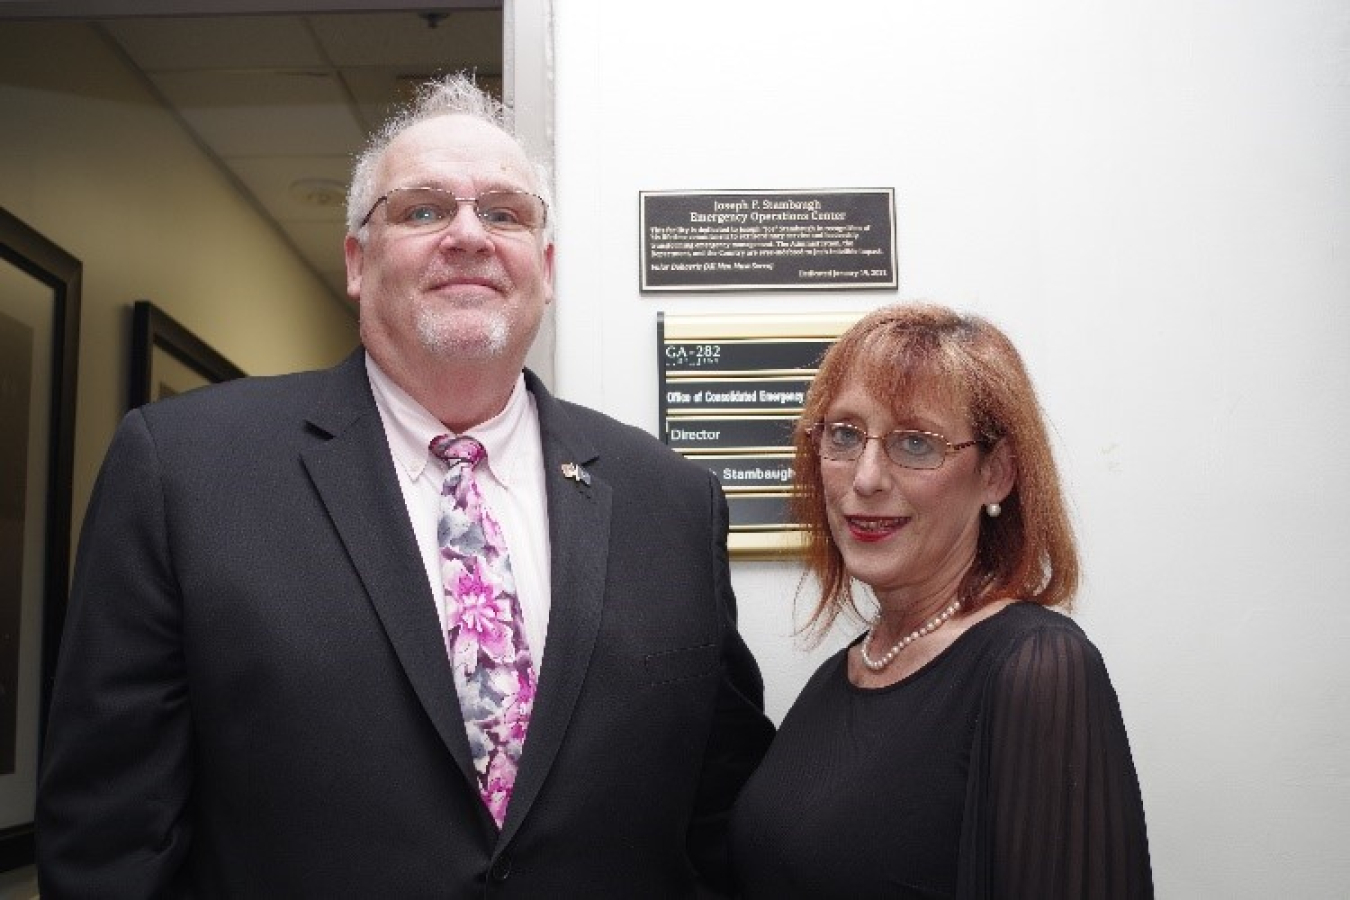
358, 187, 548, 235
809, 421, 984, 470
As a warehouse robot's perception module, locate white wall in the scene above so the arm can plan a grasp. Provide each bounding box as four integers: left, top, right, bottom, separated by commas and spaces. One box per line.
552, 1, 1350, 896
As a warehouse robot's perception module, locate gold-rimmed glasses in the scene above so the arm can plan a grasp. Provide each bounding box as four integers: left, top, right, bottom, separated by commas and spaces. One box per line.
809, 421, 984, 470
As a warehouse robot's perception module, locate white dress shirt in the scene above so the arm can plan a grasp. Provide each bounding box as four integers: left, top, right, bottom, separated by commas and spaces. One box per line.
366, 355, 553, 670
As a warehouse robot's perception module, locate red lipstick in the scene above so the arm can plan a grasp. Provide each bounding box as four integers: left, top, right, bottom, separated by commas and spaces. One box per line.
845, 516, 908, 543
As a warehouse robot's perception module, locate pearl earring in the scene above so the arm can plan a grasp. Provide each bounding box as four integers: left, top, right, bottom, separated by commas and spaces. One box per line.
985, 502, 1001, 518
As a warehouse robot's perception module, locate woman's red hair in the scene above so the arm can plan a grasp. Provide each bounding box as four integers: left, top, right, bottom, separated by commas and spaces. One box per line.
792, 303, 1079, 640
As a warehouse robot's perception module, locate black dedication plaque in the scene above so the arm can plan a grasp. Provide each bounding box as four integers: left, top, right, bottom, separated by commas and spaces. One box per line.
658, 311, 861, 557
640, 189, 898, 292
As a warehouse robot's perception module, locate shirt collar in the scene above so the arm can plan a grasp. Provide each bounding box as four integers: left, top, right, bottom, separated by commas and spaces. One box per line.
365, 354, 530, 487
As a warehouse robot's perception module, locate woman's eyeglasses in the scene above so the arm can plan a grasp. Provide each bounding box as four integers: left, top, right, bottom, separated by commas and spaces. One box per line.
809, 421, 983, 470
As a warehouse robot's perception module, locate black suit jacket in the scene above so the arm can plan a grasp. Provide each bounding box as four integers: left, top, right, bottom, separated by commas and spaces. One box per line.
37, 350, 774, 898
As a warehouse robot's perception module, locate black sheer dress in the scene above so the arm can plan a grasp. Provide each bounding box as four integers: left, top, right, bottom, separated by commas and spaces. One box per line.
730, 602, 1152, 898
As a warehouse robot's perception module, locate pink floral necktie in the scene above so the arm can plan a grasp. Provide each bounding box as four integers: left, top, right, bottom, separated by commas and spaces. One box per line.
430, 435, 536, 827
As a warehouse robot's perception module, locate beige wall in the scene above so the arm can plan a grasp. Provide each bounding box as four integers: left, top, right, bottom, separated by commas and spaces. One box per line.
0, 21, 359, 549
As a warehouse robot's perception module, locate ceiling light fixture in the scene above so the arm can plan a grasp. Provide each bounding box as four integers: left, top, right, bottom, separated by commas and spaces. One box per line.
288, 178, 346, 209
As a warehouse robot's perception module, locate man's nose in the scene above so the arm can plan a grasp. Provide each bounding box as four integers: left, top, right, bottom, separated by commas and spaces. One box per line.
437, 200, 493, 249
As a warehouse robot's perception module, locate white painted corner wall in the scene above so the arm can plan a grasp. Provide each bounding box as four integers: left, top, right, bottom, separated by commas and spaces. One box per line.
548, 1, 1350, 896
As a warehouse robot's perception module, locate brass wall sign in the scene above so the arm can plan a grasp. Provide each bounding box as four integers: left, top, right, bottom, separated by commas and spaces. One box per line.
658, 312, 861, 557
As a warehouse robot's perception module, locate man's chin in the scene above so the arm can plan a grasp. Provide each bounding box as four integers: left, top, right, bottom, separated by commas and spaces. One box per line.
416, 318, 510, 359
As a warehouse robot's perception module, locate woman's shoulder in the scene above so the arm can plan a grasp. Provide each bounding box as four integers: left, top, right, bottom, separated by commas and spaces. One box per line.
971, 602, 1114, 696
975, 601, 1090, 645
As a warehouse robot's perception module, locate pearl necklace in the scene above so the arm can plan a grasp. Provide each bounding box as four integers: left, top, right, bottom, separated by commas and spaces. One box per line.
859, 599, 963, 672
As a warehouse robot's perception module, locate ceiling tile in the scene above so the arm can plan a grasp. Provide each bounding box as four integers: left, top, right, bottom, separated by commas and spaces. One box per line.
309, 10, 502, 69
340, 67, 423, 133
104, 15, 326, 70
152, 69, 367, 156
340, 67, 504, 135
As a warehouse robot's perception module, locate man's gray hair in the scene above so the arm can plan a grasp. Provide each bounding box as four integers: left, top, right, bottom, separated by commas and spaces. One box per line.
346, 72, 553, 241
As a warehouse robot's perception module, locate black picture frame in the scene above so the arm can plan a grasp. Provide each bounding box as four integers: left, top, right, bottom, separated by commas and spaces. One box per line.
0, 207, 81, 872
128, 300, 245, 409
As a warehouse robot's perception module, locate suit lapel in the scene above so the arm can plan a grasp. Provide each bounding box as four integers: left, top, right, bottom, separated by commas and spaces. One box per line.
300, 358, 612, 841
299, 352, 484, 799
498, 372, 612, 843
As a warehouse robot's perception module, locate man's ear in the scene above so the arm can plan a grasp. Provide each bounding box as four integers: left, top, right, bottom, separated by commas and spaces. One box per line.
542, 241, 556, 304
344, 233, 364, 303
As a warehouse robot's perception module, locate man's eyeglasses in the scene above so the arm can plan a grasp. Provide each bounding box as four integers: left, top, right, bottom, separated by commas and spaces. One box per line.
809, 421, 984, 470
359, 187, 548, 235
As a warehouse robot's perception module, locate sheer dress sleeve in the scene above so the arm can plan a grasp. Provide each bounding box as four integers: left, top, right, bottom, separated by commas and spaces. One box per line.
956, 622, 1153, 898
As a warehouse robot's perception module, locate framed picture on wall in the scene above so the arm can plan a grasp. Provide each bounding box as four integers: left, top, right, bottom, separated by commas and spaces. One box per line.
128, 300, 245, 410
0, 207, 81, 872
